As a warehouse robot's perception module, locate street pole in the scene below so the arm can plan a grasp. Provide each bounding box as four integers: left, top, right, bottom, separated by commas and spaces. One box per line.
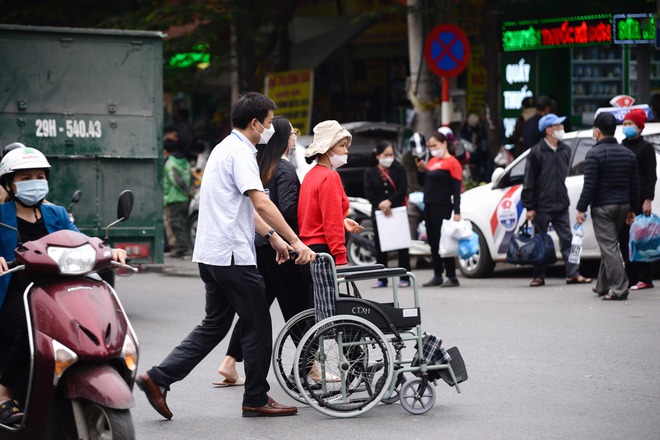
407, 0, 436, 136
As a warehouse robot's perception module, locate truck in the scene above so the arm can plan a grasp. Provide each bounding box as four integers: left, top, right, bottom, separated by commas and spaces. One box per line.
0, 24, 164, 264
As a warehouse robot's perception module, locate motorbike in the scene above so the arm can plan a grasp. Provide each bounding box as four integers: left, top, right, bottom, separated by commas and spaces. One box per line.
345, 196, 432, 266
0, 190, 139, 440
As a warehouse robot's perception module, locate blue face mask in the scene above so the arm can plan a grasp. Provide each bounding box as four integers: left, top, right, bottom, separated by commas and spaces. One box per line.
622, 126, 638, 139
14, 179, 49, 207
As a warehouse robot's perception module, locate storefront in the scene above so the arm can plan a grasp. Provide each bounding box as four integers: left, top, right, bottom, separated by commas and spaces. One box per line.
500, 9, 657, 136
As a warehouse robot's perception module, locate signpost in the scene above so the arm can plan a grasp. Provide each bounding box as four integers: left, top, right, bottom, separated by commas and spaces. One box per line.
424, 24, 471, 126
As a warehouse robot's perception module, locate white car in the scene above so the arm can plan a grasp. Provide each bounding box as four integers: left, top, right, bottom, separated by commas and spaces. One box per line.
458, 122, 660, 278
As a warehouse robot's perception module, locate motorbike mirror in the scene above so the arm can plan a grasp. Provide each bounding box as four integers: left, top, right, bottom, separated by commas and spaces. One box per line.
67, 190, 82, 212
117, 190, 134, 222
103, 190, 135, 244
0, 221, 23, 250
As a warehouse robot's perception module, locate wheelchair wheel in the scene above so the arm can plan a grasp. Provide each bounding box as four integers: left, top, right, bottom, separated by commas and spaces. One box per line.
272, 308, 316, 404
381, 372, 408, 404
294, 316, 394, 418
400, 377, 436, 415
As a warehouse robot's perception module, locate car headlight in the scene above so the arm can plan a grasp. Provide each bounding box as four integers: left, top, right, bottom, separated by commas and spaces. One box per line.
47, 244, 97, 274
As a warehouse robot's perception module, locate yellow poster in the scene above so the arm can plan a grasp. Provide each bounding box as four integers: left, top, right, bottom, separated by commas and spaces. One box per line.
265, 69, 314, 135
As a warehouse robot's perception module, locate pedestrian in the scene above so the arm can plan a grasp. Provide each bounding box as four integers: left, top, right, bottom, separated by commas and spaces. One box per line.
576, 112, 639, 301
298, 120, 363, 323
136, 92, 315, 420
619, 109, 656, 290
364, 140, 411, 288
0, 146, 127, 426
521, 113, 592, 287
506, 96, 537, 158
415, 131, 462, 287
215, 116, 312, 386
163, 134, 192, 258
460, 113, 492, 183
521, 95, 553, 153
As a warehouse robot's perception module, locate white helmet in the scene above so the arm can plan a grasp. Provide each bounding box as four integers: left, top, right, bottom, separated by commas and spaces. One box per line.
0, 146, 51, 179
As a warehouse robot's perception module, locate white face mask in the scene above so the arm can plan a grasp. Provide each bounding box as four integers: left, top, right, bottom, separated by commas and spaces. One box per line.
553, 130, 565, 141
327, 151, 348, 169
430, 148, 445, 158
256, 121, 275, 144
379, 157, 394, 168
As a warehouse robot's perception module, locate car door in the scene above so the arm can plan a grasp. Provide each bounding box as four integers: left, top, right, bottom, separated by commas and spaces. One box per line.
566, 136, 599, 258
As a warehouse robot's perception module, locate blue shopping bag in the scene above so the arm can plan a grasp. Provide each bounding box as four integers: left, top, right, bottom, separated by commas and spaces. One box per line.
458, 231, 479, 259
629, 214, 660, 262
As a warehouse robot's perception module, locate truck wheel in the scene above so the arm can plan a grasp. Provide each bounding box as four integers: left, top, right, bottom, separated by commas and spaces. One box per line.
457, 226, 495, 278
82, 402, 134, 440
188, 212, 198, 250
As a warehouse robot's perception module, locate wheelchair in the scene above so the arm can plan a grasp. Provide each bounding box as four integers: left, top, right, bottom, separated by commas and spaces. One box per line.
272, 253, 465, 418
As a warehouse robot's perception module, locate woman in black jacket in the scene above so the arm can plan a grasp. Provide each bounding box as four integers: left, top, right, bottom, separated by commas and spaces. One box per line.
364, 140, 411, 288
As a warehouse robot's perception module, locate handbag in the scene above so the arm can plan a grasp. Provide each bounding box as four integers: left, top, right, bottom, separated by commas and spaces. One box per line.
505, 220, 546, 265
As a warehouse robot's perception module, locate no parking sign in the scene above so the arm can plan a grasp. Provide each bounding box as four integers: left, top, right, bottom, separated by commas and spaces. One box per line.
424, 24, 471, 78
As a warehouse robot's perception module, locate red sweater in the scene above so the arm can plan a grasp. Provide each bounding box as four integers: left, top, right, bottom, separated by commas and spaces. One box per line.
298, 165, 349, 265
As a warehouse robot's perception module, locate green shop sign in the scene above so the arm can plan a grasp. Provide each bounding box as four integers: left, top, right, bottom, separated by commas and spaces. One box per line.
502, 14, 611, 52
613, 13, 655, 44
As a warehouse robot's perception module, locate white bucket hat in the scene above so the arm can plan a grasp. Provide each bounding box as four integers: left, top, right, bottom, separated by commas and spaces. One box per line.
304, 120, 352, 158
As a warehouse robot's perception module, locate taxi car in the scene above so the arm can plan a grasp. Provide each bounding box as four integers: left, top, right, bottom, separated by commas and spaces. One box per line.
457, 121, 660, 278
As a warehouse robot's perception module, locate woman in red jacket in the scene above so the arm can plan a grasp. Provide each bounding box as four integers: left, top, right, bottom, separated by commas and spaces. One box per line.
298, 120, 362, 324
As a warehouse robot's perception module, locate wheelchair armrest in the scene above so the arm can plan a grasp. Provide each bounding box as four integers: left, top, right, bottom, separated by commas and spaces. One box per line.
342, 268, 408, 282
336, 264, 385, 274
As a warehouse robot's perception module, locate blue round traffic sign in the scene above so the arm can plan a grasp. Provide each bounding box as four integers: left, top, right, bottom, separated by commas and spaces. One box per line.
424, 24, 471, 78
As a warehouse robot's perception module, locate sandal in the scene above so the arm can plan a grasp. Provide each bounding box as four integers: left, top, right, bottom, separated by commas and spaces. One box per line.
602, 292, 628, 301
565, 275, 592, 284
0, 399, 23, 426
529, 278, 545, 287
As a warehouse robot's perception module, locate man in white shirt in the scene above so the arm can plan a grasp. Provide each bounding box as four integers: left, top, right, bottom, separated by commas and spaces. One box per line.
137, 92, 314, 419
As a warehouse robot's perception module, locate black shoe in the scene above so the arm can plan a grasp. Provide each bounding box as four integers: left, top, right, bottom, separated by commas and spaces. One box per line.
422, 277, 443, 287
440, 278, 460, 288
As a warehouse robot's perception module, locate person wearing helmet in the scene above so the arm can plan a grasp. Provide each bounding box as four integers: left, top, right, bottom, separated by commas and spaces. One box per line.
0, 142, 26, 203
0, 146, 127, 426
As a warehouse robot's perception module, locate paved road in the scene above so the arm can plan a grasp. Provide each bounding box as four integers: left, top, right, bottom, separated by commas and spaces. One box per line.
116, 262, 660, 440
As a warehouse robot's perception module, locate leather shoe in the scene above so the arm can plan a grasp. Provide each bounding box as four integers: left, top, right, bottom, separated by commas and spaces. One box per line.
136, 372, 173, 420
242, 396, 298, 417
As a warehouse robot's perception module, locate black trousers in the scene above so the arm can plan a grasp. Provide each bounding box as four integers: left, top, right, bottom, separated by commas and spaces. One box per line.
147, 261, 272, 407
372, 214, 411, 284
424, 203, 456, 279
226, 245, 312, 361
0, 286, 30, 404
532, 210, 579, 279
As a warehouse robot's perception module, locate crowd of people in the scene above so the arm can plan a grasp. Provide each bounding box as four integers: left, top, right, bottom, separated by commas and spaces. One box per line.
1, 89, 653, 426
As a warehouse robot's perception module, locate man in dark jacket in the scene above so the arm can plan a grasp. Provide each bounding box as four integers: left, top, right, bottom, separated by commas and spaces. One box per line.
576, 112, 640, 301
619, 109, 657, 290
522, 114, 591, 287
521, 95, 553, 153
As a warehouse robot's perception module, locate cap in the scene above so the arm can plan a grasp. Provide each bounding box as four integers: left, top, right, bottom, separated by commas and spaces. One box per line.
593, 112, 616, 136
623, 108, 647, 131
538, 113, 566, 133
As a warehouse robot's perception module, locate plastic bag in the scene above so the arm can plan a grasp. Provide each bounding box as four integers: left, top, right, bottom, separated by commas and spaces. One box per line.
458, 231, 479, 259
439, 219, 472, 257
629, 214, 660, 262
439, 230, 458, 257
